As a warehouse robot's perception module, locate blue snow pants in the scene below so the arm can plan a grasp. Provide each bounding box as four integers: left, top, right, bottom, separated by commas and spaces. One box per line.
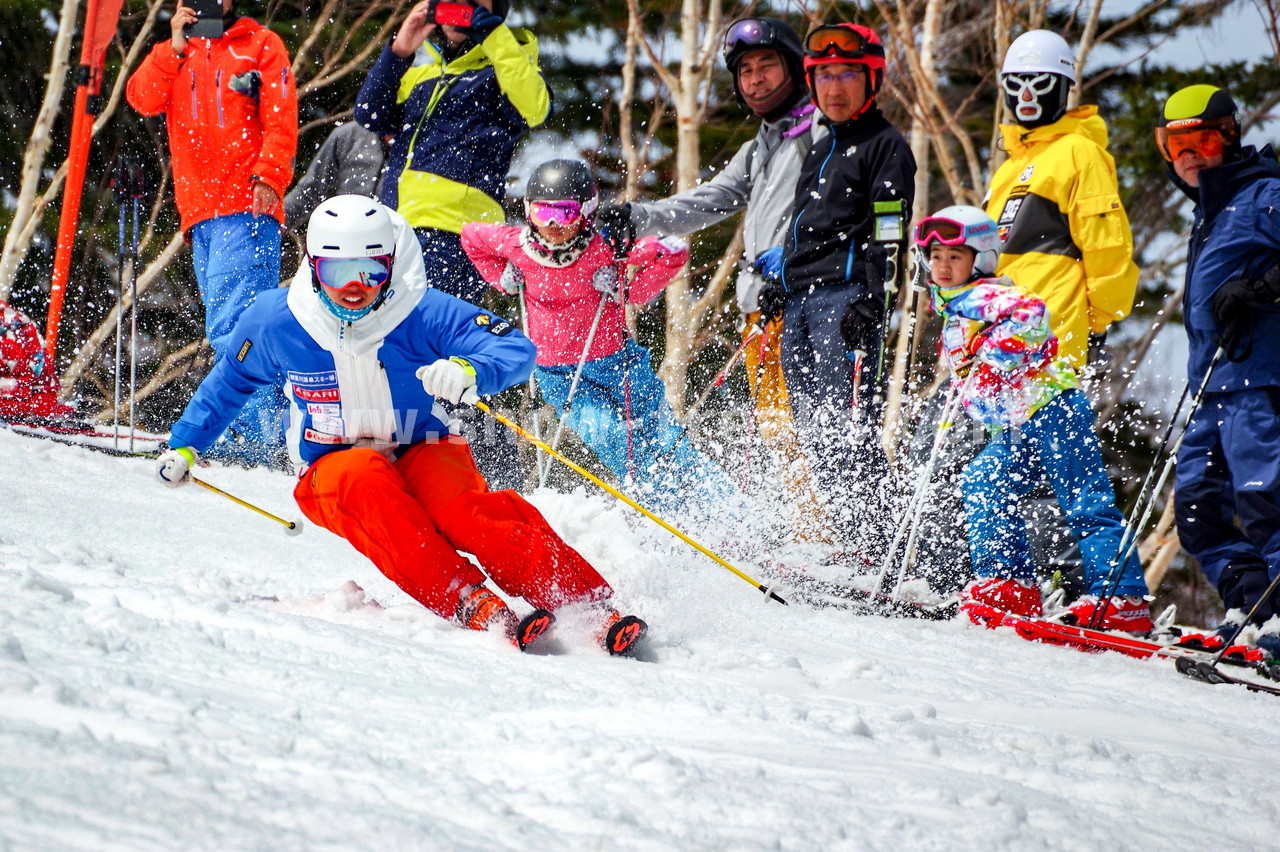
190, 212, 287, 464
415, 226, 523, 492
962, 389, 1146, 596
535, 339, 735, 513
1175, 388, 1280, 622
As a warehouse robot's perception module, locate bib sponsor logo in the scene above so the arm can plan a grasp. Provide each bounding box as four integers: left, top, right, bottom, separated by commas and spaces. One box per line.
294, 385, 340, 403
1018, 163, 1035, 183
303, 428, 349, 445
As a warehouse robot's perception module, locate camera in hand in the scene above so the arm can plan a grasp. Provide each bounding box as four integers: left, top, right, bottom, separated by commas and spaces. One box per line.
430, 0, 475, 28
184, 0, 225, 39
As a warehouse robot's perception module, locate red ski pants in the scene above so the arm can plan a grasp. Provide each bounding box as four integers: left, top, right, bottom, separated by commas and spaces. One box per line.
293, 440, 612, 620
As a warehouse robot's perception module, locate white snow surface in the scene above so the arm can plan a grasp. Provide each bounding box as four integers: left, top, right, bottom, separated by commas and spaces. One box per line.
2, 429, 1278, 851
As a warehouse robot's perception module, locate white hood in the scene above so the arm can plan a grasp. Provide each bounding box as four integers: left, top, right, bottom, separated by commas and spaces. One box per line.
287, 203, 429, 357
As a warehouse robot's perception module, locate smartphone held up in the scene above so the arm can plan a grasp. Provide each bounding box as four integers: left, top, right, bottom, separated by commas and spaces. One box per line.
184, 0, 225, 39
429, 0, 475, 28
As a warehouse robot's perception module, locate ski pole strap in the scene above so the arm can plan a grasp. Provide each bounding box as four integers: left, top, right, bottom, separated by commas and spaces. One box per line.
475, 401, 788, 605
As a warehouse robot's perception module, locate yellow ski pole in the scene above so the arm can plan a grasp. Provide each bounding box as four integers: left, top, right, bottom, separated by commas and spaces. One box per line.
475, 400, 787, 604
192, 476, 304, 536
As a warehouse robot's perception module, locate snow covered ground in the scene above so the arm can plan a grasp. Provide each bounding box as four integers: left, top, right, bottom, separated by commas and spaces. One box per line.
2, 428, 1278, 851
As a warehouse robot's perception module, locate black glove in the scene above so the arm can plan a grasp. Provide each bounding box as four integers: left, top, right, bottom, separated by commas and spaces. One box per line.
461, 3, 504, 41
1087, 331, 1110, 368
1212, 266, 1280, 361
840, 298, 881, 351
757, 280, 788, 322
595, 203, 636, 258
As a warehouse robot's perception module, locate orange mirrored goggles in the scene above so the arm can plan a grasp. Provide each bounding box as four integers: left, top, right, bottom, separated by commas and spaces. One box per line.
804, 25, 885, 60
1155, 116, 1236, 162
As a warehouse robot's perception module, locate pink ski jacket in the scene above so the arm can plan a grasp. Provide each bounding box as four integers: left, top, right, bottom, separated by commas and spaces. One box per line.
462, 224, 687, 366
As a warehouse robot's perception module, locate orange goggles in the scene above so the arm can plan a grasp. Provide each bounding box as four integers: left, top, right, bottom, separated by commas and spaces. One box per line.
804, 25, 885, 60
1155, 117, 1235, 162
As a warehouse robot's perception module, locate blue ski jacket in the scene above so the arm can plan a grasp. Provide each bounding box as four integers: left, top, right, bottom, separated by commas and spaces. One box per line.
1177, 145, 1280, 391
169, 206, 535, 467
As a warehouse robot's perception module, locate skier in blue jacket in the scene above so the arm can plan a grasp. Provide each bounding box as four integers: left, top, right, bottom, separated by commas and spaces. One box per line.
154, 196, 647, 656
1159, 85, 1280, 630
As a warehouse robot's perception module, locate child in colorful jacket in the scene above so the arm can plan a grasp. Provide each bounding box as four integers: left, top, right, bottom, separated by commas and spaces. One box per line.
913, 205, 1151, 633
461, 160, 735, 512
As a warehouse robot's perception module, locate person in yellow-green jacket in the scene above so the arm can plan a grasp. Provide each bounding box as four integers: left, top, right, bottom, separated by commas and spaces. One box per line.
355, 0, 550, 304
355, 0, 551, 492
985, 30, 1138, 371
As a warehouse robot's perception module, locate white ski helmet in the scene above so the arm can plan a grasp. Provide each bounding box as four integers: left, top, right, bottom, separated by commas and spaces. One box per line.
1001, 30, 1076, 83
306, 194, 396, 259
912, 205, 1001, 278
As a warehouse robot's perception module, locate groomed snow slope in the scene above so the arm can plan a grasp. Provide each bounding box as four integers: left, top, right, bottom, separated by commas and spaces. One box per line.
2, 429, 1277, 851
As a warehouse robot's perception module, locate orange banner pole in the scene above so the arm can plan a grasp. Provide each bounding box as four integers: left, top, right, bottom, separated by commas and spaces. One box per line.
43, 0, 125, 364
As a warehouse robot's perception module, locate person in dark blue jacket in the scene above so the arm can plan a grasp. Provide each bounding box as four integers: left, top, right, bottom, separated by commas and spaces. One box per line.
1158, 85, 1280, 628
153, 196, 647, 655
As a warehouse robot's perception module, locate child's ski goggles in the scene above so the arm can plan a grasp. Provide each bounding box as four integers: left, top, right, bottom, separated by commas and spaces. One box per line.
804, 25, 884, 60
311, 255, 393, 289
527, 200, 588, 228
912, 216, 967, 247
1155, 117, 1235, 161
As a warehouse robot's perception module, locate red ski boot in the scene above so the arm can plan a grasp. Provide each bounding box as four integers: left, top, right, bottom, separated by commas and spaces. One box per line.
1058, 595, 1153, 634
456, 585, 554, 651
960, 577, 1043, 627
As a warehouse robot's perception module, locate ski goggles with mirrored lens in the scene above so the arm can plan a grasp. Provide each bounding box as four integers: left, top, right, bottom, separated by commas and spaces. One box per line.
804, 25, 885, 60
527, 200, 587, 228
723, 18, 782, 53
1155, 117, 1236, 161
311, 255, 393, 290
913, 217, 966, 247
1000, 72, 1058, 98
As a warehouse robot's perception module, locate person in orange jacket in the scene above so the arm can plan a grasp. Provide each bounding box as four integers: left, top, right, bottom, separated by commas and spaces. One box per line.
127, 0, 297, 468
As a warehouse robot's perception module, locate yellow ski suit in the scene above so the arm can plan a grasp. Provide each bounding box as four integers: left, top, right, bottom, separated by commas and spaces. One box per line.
985, 107, 1139, 369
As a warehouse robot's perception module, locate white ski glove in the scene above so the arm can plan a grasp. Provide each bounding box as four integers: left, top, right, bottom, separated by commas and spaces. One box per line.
417, 357, 477, 404
156, 446, 197, 488
499, 261, 524, 295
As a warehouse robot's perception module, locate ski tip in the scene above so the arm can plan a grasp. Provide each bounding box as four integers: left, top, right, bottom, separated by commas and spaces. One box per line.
604, 615, 647, 656
516, 609, 555, 651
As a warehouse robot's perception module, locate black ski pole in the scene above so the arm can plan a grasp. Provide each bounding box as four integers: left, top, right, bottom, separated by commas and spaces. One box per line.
1088, 346, 1225, 630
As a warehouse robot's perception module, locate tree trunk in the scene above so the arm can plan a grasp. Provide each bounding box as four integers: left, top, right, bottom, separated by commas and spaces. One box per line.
0, 0, 79, 301
655, 0, 720, 417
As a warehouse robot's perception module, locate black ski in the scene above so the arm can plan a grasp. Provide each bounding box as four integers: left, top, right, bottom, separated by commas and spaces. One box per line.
784, 574, 957, 621
1175, 656, 1280, 696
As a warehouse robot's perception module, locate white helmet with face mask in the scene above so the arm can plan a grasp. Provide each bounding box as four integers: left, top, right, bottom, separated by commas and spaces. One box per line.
1000, 30, 1076, 128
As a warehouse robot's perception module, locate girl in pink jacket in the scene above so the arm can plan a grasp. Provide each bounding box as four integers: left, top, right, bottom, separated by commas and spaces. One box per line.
462, 159, 734, 511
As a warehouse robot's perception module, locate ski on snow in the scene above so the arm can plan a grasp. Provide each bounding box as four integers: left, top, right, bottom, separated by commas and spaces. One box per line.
1173, 657, 1280, 696
968, 604, 1280, 696
1, 417, 164, 458
780, 573, 958, 621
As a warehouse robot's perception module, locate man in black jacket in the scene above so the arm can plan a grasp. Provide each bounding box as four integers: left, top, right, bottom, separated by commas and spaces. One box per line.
756, 23, 915, 553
